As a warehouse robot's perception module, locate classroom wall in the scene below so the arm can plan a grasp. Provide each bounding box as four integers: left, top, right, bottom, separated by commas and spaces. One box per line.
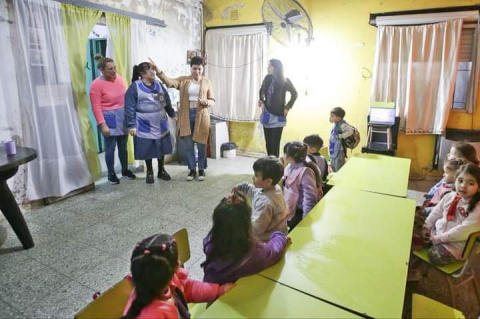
203, 0, 480, 176
91, 0, 203, 100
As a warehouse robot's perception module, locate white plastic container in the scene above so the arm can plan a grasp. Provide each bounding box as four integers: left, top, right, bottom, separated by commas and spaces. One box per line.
222, 149, 236, 158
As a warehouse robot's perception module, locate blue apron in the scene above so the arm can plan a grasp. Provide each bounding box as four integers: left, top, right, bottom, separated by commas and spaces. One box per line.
103, 108, 126, 136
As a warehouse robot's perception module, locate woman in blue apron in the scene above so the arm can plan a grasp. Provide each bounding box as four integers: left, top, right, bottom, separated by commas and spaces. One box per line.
125, 62, 177, 184
258, 59, 298, 158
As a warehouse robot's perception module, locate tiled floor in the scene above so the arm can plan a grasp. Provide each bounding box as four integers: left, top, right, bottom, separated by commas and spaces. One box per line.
0, 156, 256, 318
0, 157, 478, 318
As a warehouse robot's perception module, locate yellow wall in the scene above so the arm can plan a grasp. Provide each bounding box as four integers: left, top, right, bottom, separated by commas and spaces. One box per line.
204, 0, 480, 175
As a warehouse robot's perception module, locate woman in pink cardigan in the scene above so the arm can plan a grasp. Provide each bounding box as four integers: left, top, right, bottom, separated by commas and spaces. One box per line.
89, 58, 136, 184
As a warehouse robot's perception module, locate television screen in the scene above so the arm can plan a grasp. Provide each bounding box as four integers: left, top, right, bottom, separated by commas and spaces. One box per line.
369, 107, 395, 125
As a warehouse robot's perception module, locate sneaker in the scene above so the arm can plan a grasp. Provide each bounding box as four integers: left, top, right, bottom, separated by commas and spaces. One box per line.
146, 171, 154, 184
122, 169, 136, 180
108, 173, 120, 185
186, 170, 196, 181
198, 170, 206, 181
157, 167, 171, 181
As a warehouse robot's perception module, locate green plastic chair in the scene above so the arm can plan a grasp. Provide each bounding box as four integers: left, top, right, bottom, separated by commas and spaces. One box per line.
320, 146, 329, 161
413, 231, 480, 308
76, 228, 208, 319
412, 294, 464, 319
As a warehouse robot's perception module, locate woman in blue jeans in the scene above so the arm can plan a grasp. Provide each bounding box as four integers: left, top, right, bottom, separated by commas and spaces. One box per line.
156, 57, 215, 181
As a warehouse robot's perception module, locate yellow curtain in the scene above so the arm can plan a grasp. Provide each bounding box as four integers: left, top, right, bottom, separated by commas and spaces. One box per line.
106, 13, 134, 164
62, 4, 102, 180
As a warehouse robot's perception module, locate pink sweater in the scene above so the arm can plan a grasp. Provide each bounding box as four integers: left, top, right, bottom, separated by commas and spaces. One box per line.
89, 75, 126, 125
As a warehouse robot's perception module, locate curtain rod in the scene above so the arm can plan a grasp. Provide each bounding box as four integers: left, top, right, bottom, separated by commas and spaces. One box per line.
53, 0, 166, 27
370, 5, 480, 27
205, 23, 265, 30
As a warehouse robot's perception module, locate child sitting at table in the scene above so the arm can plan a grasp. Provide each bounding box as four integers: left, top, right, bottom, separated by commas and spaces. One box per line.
123, 234, 234, 319
420, 159, 464, 216
425, 142, 479, 202
283, 142, 323, 231
202, 192, 289, 284
303, 134, 329, 184
233, 156, 288, 242
414, 163, 480, 265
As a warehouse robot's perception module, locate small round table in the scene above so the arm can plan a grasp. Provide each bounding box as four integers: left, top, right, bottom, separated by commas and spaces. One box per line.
0, 147, 37, 249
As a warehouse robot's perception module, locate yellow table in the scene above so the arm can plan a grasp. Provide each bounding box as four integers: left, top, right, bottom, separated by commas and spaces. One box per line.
199, 275, 359, 318
327, 153, 411, 197
260, 186, 416, 318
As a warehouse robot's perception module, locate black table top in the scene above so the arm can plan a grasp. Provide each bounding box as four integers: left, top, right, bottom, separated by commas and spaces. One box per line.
0, 147, 37, 172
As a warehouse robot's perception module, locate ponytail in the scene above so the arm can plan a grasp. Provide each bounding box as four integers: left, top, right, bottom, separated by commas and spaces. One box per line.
122, 234, 178, 319
131, 65, 141, 84
131, 62, 152, 84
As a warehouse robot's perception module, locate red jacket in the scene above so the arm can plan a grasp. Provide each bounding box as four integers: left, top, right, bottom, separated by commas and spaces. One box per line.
123, 268, 222, 318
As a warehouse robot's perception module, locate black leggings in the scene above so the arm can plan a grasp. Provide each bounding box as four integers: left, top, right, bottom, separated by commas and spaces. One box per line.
145, 156, 165, 172
264, 127, 284, 157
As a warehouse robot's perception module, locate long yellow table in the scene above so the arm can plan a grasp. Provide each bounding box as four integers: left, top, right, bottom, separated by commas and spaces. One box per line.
199, 275, 359, 318
260, 186, 416, 318
327, 153, 411, 197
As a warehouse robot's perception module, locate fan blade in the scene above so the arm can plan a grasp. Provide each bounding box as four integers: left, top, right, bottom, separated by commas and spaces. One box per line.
287, 14, 305, 24
285, 10, 301, 19
267, 2, 285, 20
291, 22, 309, 33
285, 23, 292, 43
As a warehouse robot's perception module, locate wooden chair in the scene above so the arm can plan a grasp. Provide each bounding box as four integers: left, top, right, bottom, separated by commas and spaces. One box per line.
413, 231, 480, 308
75, 228, 202, 319
412, 294, 464, 318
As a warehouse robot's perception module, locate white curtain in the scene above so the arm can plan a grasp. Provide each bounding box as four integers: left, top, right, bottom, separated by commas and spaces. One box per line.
130, 19, 148, 68
13, 0, 92, 200
0, 5, 26, 202
205, 26, 268, 122
371, 19, 463, 134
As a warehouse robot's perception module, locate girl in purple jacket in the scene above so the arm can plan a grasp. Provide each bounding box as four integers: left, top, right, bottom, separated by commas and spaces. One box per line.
202, 192, 289, 284
283, 142, 323, 231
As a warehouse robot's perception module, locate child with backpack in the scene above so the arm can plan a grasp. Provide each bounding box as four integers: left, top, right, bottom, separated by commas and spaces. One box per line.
122, 234, 234, 319
329, 107, 355, 172
303, 134, 329, 184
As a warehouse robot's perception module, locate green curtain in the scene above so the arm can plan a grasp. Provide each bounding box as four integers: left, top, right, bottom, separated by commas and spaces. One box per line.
62, 4, 102, 180
106, 13, 134, 164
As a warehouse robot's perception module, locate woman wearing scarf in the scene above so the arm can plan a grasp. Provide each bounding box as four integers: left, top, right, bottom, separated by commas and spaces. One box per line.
258, 59, 298, 158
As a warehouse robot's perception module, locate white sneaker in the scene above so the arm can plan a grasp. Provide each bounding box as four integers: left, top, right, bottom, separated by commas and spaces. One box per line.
186, 170, 196, 181
198, 170, 206, 181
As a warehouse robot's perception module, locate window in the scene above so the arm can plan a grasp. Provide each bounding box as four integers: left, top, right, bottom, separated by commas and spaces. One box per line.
452, 26, 474, 110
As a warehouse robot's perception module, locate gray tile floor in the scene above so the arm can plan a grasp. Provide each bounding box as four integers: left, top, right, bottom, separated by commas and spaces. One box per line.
1, 157, 476, 318
0, 156, 257, 318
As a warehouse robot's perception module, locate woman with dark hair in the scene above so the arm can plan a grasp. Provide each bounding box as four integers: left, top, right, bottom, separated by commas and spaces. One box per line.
202, 192, 289, 284
89, 57, 136, 185
125, 62, 177, 184
153, 56, 215, 182
259, 59, 298, 157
